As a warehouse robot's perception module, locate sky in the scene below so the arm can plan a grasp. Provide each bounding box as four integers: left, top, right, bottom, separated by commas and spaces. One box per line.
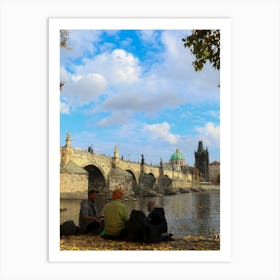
60, 30, 220, 166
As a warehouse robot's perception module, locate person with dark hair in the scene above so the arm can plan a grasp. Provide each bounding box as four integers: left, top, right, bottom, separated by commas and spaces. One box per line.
79, 189, 103, 234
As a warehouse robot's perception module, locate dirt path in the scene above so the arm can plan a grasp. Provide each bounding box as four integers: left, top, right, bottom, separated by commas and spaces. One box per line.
60, 234, 220, 251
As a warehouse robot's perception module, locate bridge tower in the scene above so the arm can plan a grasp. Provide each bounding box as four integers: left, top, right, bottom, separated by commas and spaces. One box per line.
194, 140, 209, 181
60, 132, 73, 167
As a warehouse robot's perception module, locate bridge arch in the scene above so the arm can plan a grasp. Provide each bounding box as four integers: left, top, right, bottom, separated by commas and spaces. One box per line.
126, 169, 138, 192
84, 164, 107, 191
140, 172, 156, 189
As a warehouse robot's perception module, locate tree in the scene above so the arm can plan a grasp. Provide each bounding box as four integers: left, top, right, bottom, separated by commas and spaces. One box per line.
182, 30, 220, 72
60, 30, 70, 91
60, 30, 70, 48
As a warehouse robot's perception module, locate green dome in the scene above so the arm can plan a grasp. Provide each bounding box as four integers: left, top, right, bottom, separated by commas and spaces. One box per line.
170, 149, 185, 161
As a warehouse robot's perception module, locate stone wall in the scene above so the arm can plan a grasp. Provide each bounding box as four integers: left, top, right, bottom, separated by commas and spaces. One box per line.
60, 172, 88, 199
158, 175, 172, 193
108, 168, 136, 196
139, 173, 156, 189
172, 178, 192, 189
209, 163, 220, 183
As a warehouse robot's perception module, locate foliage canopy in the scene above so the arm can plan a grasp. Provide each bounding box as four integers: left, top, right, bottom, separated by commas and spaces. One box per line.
60, 30, 69, 49
182, 30, 220, 72
60, 30, 70, 91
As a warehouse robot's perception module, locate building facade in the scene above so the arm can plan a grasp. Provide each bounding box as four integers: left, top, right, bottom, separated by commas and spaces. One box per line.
209, 161, 220, 183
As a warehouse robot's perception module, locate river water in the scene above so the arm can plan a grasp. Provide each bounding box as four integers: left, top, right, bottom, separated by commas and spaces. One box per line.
60, 190, 220, 237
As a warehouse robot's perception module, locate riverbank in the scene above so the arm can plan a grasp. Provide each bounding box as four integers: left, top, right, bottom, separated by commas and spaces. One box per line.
128, 184, 220, 198
198, 184, 220, 191
60, 234, 220, 251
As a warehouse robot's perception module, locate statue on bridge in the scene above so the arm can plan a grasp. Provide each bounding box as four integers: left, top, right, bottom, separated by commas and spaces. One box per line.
141, 154, 145, 165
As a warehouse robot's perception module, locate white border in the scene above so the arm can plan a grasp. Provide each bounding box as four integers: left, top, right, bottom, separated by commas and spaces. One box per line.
1, 0, 279, 279
49, 18, 231, 262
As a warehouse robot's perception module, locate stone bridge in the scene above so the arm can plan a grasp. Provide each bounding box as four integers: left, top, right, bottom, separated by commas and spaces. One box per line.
60, 134, 192, 197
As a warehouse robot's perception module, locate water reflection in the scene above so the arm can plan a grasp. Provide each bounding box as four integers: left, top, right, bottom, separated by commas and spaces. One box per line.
60, 191, 220, 236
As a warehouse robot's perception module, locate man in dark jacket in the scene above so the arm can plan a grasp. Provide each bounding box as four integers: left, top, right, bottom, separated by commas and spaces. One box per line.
79, 189, 102, 234
145, 200, 168, 242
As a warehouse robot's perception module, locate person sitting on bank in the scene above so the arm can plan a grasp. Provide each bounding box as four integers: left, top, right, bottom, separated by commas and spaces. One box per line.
145, 200, 168, 242
102, 188, 130, 240
79, 189, 103, 234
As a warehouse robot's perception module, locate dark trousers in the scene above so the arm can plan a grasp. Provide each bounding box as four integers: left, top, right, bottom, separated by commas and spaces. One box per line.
85, 221, 101, 234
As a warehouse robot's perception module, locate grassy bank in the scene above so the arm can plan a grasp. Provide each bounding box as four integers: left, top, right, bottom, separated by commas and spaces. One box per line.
60, 234, 220, 251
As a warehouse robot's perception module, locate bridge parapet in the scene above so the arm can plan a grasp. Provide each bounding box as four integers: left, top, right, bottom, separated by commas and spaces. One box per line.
60, 143, 192, 196
71, 149, 112, 176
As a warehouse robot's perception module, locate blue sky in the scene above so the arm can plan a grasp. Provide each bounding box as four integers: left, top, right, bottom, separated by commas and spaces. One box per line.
60, 30, 220, 166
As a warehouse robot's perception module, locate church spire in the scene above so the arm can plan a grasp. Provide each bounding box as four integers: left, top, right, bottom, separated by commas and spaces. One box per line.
197, 140, 203, 152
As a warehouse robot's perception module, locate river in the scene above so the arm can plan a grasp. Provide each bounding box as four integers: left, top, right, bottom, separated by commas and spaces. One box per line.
60, 190, 220, 237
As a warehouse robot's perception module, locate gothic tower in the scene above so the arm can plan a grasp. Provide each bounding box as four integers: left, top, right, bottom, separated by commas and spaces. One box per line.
194, 141, 209, 181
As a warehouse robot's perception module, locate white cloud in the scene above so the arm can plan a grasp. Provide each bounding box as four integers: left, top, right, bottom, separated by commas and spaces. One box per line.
61, 30, 219, 114
110, 49, 141, 83
97, 111, 130, 126
120, 37, 133, 49
60, 102, 70, 114
161, 31, 180, 55
75, 49, 141, 84
60, 67, 69, 83
195, 122, 220, 148
100, 86, 187, 113
61, 72, 107, 108
67, 43, 191, 115
104, 30, 119, 36
205, 110, 220, 120
157, 31, 194, 79
61, 48, 143, 111
150, 30, 220, 103
99, 42, 115, 53
143, 122, 180, 144
61, 30, 102, 61
138, 30, 157, 44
